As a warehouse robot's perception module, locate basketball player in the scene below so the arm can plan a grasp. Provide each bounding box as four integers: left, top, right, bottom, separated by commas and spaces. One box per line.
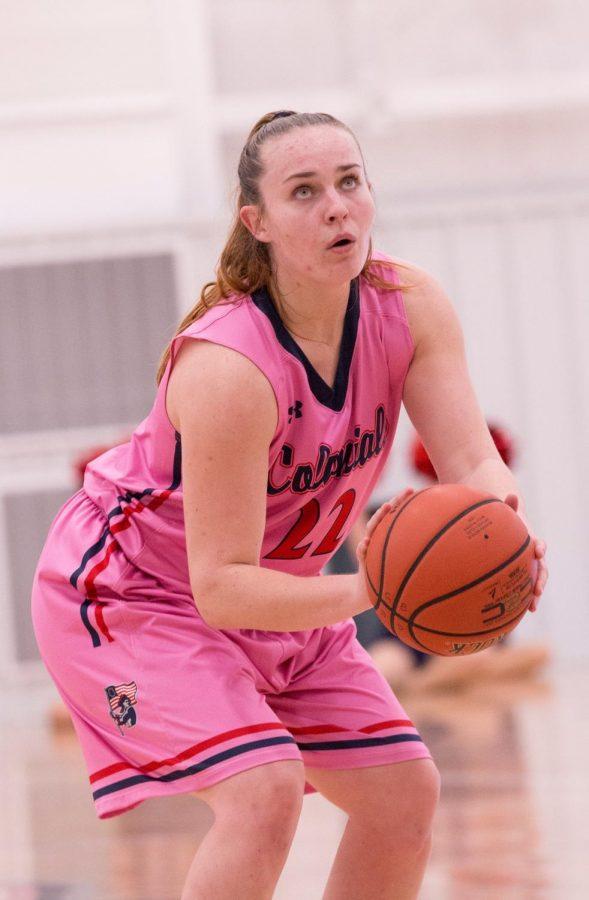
31, 110, 548, 900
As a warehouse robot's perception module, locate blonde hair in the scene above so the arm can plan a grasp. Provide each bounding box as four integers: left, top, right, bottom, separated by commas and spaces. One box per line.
156, 110, 411, 385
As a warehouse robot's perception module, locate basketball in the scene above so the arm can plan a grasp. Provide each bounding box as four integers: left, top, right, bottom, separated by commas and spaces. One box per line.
364, 484, 538, 656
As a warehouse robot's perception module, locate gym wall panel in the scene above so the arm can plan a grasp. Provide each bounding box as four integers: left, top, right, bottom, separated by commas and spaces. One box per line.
0, 254, 178, 434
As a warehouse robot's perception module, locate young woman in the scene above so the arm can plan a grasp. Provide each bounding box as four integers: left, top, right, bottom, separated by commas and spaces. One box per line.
31, 110, 548, 899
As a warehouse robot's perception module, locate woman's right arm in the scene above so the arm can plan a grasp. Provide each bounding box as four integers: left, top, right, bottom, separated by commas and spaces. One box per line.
167, 337, 376, 631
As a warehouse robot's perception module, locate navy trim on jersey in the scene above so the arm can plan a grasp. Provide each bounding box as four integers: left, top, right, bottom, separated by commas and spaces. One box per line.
80, 598, 101, 648
251, 278, 360, 412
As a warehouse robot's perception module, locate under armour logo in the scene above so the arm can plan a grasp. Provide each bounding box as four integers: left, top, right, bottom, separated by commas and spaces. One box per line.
288, 400, 303, 423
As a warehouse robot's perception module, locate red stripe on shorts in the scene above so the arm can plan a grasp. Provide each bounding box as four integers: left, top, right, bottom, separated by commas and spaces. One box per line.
89, 721, 288, 784
287, 718, 414, 736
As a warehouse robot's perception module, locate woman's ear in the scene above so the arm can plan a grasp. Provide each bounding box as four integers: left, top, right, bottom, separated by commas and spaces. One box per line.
239, 205, 270, 243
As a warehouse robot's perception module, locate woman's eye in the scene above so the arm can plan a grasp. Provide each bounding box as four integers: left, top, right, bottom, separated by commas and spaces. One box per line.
293, 174, 360, 199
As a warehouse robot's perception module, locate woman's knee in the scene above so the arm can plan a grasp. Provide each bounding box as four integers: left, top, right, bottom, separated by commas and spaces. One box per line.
367, 759, 441, 853
194, 759, 306, 827
309, 757, 440, 853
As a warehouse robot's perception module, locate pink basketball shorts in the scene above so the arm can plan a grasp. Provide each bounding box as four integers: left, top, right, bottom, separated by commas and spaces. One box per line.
31, 489, 433, 820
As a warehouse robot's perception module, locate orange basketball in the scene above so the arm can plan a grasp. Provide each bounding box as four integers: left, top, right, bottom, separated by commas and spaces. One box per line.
364, 484, 538, 656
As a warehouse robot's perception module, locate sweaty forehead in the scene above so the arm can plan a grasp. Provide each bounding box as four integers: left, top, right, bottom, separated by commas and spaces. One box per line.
260, 125, 361, 183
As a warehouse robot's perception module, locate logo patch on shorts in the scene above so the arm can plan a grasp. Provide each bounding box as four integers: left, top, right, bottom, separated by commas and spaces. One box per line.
105, 681, 138, 735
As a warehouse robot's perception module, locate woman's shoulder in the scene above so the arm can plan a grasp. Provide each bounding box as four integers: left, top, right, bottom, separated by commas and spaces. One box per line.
364, 250, 420, 332
368, 251, 452, 351
177, 293, 248, 339
166, 293, 281, 433
166, 327, 278, 436
368, 249, 424, 290
378, 257, 461, 356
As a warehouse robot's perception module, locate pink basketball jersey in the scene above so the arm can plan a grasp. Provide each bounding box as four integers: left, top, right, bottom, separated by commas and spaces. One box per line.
82, 250, 415, 598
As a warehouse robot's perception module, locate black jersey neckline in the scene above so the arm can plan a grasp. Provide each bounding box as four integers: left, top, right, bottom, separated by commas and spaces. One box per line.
250, 278, 360, 412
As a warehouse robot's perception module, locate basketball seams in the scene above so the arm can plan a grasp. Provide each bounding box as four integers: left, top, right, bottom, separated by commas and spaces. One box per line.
404, 533, 532, 626
387, 497, 504, 625
372, 488, 434, 613
406, 605, 529, 647
402, 536, 534, 653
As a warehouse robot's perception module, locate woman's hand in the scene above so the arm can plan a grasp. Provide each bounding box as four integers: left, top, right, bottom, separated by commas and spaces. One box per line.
354, 487, 416, 614
504, 493, 548, 612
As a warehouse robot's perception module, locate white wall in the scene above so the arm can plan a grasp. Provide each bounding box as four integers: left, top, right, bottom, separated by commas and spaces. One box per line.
1, 0, 588, 666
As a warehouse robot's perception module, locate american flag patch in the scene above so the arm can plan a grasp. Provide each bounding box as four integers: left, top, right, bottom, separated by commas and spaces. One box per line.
105, 681, 138, 710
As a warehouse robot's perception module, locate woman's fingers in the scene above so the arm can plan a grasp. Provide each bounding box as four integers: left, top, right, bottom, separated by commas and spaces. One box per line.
503, 496, 548, 611
365, 488, 414, 536
533, 539, 548, 590
534, 557, 548, 595
365, 502, 393, 536
358, 488, 415, 560
356, 536, 369, 561
528, 538, 548, 612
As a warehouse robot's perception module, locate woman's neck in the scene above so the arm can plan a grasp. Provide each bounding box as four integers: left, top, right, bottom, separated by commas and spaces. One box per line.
271, 274, 351, 346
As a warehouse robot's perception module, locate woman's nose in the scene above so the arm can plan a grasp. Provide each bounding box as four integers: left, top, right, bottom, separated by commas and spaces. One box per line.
324, 188, 349, 221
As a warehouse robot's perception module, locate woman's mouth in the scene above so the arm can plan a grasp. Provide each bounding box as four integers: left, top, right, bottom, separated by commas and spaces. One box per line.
327, 236, 356, 253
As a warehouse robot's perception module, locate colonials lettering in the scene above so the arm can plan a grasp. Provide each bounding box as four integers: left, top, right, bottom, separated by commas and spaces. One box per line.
268, 404, 390, 496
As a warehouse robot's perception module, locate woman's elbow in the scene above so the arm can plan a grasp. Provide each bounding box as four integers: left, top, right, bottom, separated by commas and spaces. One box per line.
190, 571, 224, 627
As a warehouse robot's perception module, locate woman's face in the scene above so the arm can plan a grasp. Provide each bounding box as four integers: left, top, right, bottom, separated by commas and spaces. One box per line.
241, 124, 376, 289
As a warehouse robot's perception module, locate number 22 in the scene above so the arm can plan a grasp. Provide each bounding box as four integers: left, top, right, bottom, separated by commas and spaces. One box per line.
264, 488, 356, 560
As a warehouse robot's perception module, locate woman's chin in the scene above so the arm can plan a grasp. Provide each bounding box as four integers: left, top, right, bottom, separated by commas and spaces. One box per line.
323, 248, 365, 278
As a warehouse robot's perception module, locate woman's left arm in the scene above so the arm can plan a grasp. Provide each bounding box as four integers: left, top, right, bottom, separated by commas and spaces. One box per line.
399, 261, 548, 611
